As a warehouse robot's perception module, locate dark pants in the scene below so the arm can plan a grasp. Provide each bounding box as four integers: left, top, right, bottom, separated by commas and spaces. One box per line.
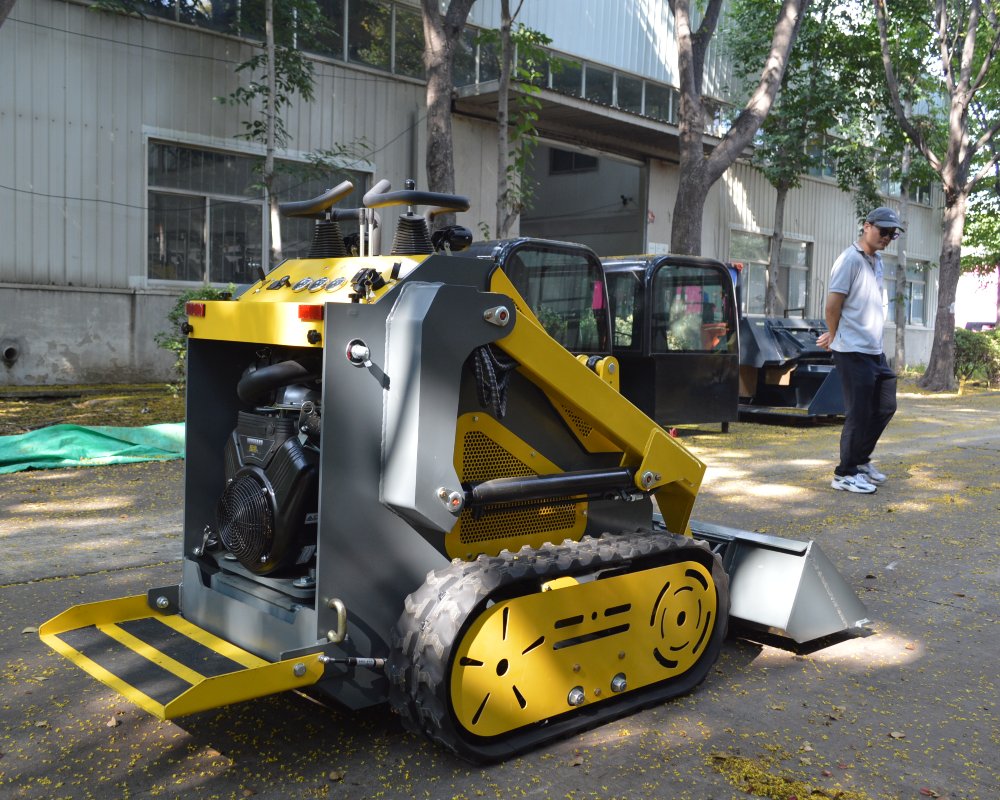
832, 351, 897, 476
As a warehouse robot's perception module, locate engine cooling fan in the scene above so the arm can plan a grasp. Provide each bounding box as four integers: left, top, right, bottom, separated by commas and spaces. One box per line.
216, 470, 276, 570
214, 411, 319, 576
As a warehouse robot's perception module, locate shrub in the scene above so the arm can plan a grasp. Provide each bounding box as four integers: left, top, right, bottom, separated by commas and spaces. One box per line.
953, 327, 1000, 388
985, 328, 1000, 387
155, 286, 233, 391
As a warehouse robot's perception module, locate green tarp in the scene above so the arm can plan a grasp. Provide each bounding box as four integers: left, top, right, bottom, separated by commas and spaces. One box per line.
0, 423, 185, 474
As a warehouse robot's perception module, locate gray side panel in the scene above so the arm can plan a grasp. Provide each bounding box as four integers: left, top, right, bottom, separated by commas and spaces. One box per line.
381, 282, 513, 532
313, 300, 444, 708
180, 560, 320, 664
311, 286, 507, 708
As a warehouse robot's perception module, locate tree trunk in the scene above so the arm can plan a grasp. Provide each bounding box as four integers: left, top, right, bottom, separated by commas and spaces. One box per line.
765, 182, 788, 316
893, 140, 912, 373
0, 0, 16, 29
264, 0, 281, 264
421, 0, 475, 229
670, 162, 710, 256
668, 0, 809, 255
495, 1, 513, 239
919, 193, 967, 391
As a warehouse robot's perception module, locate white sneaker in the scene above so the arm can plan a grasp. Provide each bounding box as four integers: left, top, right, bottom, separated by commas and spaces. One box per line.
857, 462, 886, 484
831, 473, 877, 493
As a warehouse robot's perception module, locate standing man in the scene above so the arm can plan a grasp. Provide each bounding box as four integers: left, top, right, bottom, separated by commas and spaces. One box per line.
816, 207, 901, 494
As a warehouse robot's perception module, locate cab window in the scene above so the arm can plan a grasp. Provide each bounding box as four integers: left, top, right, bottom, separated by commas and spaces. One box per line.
502, 245, 610, 353
650, 265, 735, 353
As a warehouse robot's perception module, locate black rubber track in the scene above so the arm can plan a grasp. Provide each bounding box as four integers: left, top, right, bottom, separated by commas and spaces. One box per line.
387, 531, 730, 763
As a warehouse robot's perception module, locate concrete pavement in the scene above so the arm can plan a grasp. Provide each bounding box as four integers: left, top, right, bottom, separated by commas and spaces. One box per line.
1, 389, 997, 799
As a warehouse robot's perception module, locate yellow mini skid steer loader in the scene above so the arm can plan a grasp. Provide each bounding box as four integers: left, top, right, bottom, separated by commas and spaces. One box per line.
41, 180, 868, 762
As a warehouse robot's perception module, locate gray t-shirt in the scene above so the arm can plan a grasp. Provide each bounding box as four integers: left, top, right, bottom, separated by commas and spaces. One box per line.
828, 243, 885, 355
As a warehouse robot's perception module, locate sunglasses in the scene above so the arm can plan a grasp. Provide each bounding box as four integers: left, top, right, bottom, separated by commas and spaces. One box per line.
875, 226, 900, 240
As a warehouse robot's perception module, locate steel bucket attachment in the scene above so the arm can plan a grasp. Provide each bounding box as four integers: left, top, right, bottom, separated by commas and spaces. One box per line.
689, 520, 870, 643
738, 316, 846, 418
802, 365, 843, 416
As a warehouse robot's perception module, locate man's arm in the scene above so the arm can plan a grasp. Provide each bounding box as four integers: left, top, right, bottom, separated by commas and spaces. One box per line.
816, 292, 846, 350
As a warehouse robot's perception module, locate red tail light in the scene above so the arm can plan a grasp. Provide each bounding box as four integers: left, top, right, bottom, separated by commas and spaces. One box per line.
298, 305, 324, 322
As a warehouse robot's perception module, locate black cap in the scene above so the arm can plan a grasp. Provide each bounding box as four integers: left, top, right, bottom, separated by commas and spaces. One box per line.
865, 207, 904, 231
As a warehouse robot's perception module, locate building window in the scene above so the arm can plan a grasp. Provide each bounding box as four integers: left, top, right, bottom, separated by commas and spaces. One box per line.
883, 260, 928, 326
140, 0, 238, 32
129, 1, 432, 78
393, 4, 424, 78
879, 168, 902, 198
348, 0, 391, 70
584, 65, 614, 105
644, 83, 676, 124
550, 56, 583, 96
907, 183, 932, 205
454, 27, 479, 85
730, 231, 812, 316
615, 74, 643, 114
549, 148, 599, 175
147, 141, 364, 284
805, 136, 836, 178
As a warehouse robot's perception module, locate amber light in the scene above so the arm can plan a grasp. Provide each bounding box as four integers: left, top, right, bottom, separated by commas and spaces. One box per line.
185, 302, 206, 317
298, 304, 324, 321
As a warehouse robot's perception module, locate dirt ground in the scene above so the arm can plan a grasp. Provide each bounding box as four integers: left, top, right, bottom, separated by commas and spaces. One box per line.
0, 385, 185, 435
0, 385, 997, 800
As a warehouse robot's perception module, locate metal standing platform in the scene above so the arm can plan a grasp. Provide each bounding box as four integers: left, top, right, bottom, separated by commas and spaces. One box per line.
39, 594, 325, 719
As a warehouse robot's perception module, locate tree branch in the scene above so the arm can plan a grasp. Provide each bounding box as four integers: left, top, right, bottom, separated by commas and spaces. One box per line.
875, 0, 942, 174
936, 0, 958, 95
970, 24, 1000, 94
956, 0, 982, 94
966, 150, 1000, 194
971, 103, 1000, 157
703, 0, 809, 184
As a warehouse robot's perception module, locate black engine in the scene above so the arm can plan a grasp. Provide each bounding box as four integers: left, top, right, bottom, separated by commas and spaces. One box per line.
214, 357, 322, 576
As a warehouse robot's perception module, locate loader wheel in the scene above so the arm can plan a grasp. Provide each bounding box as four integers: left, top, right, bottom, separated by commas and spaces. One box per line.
388, 532, 729, 762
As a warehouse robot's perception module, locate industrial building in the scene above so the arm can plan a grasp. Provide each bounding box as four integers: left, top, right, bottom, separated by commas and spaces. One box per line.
0, 0, 943, 384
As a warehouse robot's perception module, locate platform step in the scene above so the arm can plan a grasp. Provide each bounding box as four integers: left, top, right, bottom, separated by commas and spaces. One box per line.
39, 595, 324, 719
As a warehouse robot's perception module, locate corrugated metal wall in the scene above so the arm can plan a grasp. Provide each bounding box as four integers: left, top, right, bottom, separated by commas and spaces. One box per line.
469, 0, 729, 95
0, 0, 465, 384
0, 0, 434, 292
1, 0, 943, 382
720, 161, 941, 305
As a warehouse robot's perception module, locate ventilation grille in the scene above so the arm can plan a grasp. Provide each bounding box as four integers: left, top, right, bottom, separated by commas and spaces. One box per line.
461, 430, 536, 482
559, 403, 594, 439
217, 472, 274, 568
457, 430, 575, 545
